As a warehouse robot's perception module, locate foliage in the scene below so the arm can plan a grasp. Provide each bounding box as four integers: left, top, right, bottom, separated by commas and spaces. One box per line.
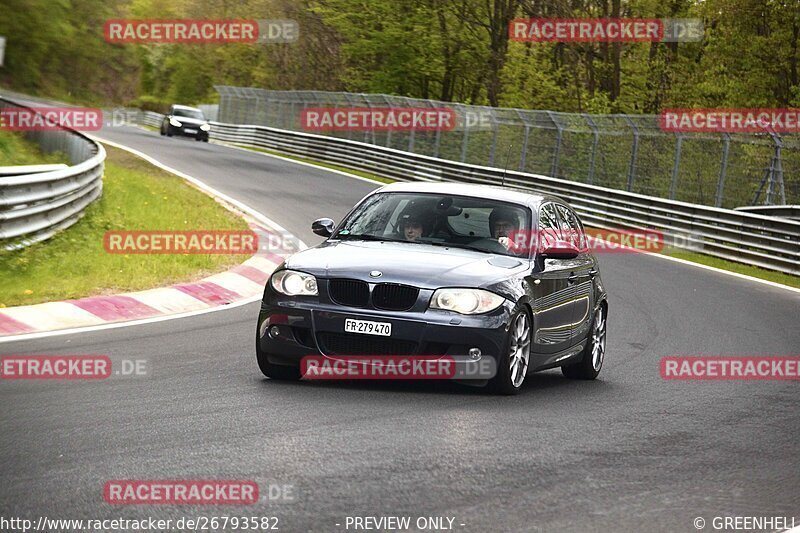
0, 0, 797, 111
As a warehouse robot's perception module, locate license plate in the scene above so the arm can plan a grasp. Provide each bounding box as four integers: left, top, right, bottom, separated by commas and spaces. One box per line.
184, 128, 198, 134
344, 318, 391, 337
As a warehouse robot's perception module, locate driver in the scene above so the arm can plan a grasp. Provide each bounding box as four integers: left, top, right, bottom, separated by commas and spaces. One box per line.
401, 215, 424, 241
489, 206, 520, 250
399, 211, 433, 242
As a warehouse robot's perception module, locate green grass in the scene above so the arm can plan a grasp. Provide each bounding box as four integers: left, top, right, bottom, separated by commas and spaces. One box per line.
0, 130, 68, 166
0, 145, 251, 307
661, 247, 800, 288
228, 140, 799, 290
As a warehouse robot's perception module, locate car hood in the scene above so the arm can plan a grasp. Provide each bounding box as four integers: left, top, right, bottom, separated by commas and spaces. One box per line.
173, 117, 206, 126
284, 240, 529, 289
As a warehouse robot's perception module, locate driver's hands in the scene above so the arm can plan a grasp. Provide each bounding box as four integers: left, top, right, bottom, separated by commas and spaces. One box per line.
498, 237, 510, 249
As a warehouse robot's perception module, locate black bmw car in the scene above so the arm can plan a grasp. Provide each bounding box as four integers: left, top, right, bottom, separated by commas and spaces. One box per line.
159, 104, 210, 141
257, 182, 607, 394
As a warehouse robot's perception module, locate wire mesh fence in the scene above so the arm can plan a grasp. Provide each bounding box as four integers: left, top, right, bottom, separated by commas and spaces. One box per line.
215, 86, 797, 209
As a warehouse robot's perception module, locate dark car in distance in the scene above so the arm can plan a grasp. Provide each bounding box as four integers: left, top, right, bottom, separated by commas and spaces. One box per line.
257, 182, 608, 394
160, 104, 210, 141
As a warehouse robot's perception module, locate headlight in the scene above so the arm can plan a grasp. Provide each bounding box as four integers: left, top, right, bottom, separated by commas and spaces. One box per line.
429, 288, 505, 315
270, 270, 318, 296
169, 117, 182, 127
200, 123, 211, 131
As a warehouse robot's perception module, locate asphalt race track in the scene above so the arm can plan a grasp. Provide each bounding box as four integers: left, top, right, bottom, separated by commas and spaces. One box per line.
1, 124, 798, 532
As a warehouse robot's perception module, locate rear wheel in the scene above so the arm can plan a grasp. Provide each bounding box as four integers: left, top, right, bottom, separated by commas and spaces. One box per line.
256, 334, 301, 381
488, 307, 531, 395
562, 304, 606, 380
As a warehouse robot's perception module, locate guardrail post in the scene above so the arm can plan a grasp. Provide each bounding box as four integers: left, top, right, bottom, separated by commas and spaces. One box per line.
670, 133, 683, 200
623, 116, 639, 191
714, 133, 730, 207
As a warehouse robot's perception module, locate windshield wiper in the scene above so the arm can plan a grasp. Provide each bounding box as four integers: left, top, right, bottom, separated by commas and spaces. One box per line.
336, 233, 403, 243
420, 241, 490, 253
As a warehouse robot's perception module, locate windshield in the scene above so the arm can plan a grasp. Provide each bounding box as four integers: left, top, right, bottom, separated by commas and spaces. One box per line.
172, 108, 206, 120
335, 192, 531, 258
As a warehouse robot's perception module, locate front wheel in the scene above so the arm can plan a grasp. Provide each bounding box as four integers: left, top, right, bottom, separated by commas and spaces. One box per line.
488, 307, 531, 395
562, 304, 606, 380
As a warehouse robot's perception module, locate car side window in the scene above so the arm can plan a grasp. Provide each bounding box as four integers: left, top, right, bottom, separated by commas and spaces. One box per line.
574, 213, 588, 250
555, 204, 583, 249
538, 203, 561, 249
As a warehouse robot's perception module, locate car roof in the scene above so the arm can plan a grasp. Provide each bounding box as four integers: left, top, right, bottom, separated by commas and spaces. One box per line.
171, 105, 203, 112
373, 181, 568, 208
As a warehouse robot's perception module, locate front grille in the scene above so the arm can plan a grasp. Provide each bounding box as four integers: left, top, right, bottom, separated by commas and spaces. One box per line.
329, 279, 369, 307
372, 283, 419, 311
317, 332, 417, 356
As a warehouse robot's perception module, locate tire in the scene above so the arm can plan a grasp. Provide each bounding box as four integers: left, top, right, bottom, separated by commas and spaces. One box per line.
195, 137, 202, 141
488, 306, 532, 395
202, 138, 209, 142
256, 334, 301, 381
562, 303, 607, 380
159, 124, 165, 136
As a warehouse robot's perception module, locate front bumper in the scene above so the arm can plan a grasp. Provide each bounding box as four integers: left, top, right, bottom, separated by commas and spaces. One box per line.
168, 124, 209, 140
257, 298, 514, 370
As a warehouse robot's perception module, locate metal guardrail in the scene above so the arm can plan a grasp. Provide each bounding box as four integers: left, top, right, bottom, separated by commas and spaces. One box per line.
0, 97, 105, 250
130, 111, 800, 276
735, 205, 800, 221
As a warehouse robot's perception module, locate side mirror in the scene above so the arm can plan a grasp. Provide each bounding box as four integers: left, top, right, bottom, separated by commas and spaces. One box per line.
312, 218, 336, 237
540, 239, 579, 260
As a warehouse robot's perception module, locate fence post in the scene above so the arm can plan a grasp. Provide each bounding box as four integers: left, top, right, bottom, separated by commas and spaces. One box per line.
517, 110, 530, 172
772, 132, 786, 205
583, 113, 599, 184
670, 133, 683, 200
714, 133, 730, 207
380, 95, 393, 148
460, 113, 470, 163
433, 108, 442, 159
623, 116, 639, 191
546, 111, 563, 178
488, 108, 498, 167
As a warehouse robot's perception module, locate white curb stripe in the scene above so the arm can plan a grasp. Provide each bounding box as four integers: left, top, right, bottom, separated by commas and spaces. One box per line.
1, 302, 105, 330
